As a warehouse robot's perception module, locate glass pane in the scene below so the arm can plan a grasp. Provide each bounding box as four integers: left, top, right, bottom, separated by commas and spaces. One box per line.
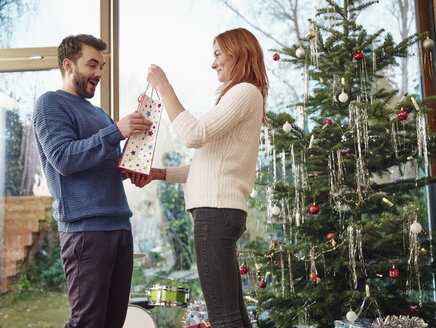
0, 70, 69, 326
0, 0, 100, 48
355, 2, 420, 96
119, 1, 427, 327
0, 70, 61, 198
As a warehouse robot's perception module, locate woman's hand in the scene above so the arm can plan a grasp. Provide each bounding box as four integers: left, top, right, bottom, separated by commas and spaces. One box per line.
146, 65, 185, 122
126, 172, 153, 188
147, 64, 170, 93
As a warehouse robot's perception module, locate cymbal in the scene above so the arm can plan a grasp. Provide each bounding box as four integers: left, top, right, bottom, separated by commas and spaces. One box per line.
133, 253, 146, 259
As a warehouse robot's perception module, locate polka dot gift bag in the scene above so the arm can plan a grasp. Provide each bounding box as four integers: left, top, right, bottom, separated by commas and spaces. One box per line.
118, 85, 163, 175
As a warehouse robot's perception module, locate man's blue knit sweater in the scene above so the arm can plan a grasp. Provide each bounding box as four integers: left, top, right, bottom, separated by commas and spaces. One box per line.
33, 90, 132, 232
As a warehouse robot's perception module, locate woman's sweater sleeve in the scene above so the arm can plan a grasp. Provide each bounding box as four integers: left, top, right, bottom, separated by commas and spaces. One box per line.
170, 83, 262, 149
166, 165, 190, 183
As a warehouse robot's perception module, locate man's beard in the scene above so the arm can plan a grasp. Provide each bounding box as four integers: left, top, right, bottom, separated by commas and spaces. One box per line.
73, 69, 95, 99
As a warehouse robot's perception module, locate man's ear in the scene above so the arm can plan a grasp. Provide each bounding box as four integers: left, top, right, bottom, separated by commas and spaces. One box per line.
63, 58, 73, 75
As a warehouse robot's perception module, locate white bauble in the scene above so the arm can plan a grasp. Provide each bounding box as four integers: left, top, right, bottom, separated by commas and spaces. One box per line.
296, 47, 306, 58
283, 121, 292, 133
410, 222, 423, 234
250, 189, 258, 198
346, 310, 358, 322
338, 92, 349, 103
423, 37, 435, 50
271, 205, 280, 215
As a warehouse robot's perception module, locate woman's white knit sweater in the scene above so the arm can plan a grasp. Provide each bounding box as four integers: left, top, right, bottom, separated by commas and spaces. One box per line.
165, 82, 263, 213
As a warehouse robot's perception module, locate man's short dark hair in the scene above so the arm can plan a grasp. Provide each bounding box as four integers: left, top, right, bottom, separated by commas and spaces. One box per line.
58, 34, 107, 76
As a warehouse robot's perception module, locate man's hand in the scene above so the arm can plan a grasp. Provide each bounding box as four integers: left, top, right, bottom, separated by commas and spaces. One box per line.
126, 168, 166, 188
116, 112, 152, 138
126, 172, 153, 188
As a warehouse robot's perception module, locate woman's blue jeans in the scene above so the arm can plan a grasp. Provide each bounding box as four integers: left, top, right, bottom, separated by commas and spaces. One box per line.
191, 207, 252, 328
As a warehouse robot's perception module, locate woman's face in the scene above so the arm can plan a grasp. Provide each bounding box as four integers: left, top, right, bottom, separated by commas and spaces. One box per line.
212, 41, 234, 83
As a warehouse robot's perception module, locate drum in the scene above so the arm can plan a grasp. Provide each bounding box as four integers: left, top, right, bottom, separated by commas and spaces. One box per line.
147, 285, 190, 307
123, 304, 156, 328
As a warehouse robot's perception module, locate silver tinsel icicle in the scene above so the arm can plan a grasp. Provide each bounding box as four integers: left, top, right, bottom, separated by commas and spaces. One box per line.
372, 315, 428, 327
294, 105, 305, 131
348, 225, 358, 289
266, 186, 274, 224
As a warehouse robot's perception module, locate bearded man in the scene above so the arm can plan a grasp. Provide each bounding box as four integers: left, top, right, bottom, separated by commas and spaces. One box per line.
33, 34, 151, 328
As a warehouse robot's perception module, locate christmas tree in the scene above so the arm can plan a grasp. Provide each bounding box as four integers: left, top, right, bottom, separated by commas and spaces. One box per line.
240, 1, 436, 327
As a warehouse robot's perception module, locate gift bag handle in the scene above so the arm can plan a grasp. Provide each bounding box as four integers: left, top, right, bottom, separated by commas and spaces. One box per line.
138, 84, 161, 102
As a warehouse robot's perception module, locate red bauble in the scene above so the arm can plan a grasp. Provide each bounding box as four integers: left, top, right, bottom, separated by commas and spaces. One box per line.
326, 119, 332, 125
273, 53, 280, 61
309, 272, 317, 282
389, 268, 400, 279
354, 51, 363, 60
309, 204, 319, 214
397, 110, 408, 120
345, 151, 351, 158
328, 233, 335, 240
258, 280, 267, 288
239, 265, 248, 275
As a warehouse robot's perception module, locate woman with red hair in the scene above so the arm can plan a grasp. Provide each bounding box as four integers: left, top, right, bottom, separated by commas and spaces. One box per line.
132, 28, 268, 328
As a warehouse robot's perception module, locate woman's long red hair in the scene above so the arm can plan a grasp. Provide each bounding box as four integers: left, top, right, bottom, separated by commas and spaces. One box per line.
214, 28, 269, 126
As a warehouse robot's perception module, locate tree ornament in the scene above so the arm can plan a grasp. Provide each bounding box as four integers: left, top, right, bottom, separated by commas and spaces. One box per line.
423, 37, 434, 50
354, 51, 364, 60
338, 91, 349, 103
309, 204, 319, 214
328, 234, 337, 246
411, 222, 423, 234
309, 272, 317, 282
258, 280, 267, 288
322, 119, 333, 129
398, 109, 408, 120
309, 134, 315, 149
389, 267, 400, 279
273, 53, 280, 61
239, 264, 248, 275
296, 46, 306, 58
309, 205, 319, 214
382, 197, 394, 207
345, 151, 351, 158
250, 189, 258, 198
306, 28, 315, 39
283, 121, 292, 133
346, 310, 358, 322
271, 205, 280, 215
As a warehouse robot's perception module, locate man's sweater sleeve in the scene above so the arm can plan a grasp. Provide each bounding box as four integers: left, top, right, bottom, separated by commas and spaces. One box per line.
33, 93, 124, 176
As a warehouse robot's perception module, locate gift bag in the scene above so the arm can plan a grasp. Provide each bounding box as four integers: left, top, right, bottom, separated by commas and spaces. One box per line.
118, 86, 163, 175
187, 309, 209, 326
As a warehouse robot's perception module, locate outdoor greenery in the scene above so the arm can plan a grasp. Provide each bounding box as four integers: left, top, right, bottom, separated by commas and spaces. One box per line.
158, 151, 195, 271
